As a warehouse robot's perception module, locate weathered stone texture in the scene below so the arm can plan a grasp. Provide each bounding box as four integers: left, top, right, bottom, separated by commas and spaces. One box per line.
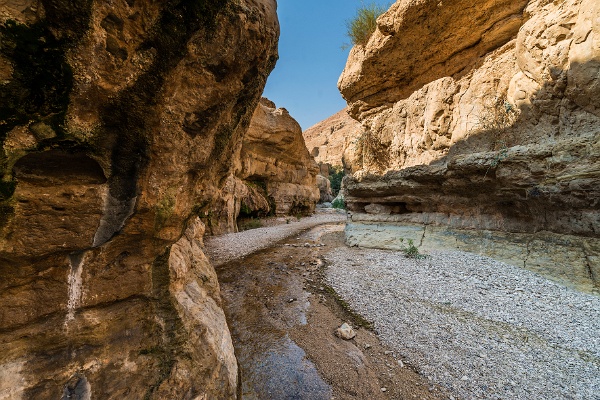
209, 98, 320, 233
302, 108, 363, 171
0, 0, 278, 398
340, 0, 599, 290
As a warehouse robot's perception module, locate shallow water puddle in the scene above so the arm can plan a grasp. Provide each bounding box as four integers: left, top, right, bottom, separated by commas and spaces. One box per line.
217, 240, 332, 399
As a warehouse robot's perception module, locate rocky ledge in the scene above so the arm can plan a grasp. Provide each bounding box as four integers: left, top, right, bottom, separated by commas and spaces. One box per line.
222, 98, 320, 230
339, 0, 599, 291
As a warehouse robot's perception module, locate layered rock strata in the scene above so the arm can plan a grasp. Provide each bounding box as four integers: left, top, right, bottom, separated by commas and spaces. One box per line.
0, 0, 278, 398
211, 98, 320, 233
339, 0, 600, 290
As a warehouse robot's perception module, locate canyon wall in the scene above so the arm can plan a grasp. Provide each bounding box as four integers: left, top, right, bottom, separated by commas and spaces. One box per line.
338, 0, 600, 292
212, 98, 319, 233
0, 0, 278, 398
303, 109, 362, 172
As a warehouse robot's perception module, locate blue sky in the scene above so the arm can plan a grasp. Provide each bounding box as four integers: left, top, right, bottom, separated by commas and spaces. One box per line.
263, 0, 392, 131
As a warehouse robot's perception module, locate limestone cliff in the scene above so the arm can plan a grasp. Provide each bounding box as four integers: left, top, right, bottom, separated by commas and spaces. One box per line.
339, 0, 600, 291
0, 0, 278, 398
209, 98, 320, 233
302, 108, 363, 172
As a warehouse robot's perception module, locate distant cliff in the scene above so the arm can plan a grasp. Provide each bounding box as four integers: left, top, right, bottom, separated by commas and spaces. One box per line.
211, 98, 320, 233
302, 109, 362, 172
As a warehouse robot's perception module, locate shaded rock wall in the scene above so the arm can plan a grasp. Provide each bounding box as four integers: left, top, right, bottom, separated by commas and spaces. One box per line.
0, 0, 278, 398
338, 0, 599, 289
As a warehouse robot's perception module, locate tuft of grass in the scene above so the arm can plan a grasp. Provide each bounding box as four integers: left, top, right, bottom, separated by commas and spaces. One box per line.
239, 218, 262, 231
345, 2, 388, 46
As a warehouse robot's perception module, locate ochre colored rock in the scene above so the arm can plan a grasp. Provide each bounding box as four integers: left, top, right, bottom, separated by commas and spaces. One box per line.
0, 1, 278, 398
339, 0, 600, 290
303, 109, 363, 171
338, 0, 529, 120
216, 98, 320, 231
317, 174, 334, 203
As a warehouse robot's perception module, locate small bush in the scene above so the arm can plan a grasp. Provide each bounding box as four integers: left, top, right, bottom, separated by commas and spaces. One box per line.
400, 238, 426, 259
240, 218, 262, 231
332, 198, 345, 209
346, 3, 388, 46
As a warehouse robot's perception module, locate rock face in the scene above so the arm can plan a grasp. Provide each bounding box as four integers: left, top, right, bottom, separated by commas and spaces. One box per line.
339, 0, 600, 291
212, 98, 320, 232
303, 109, 363, 171
317, 174, 334, 203
237, 98, 320, 216
0, 0, 278, 398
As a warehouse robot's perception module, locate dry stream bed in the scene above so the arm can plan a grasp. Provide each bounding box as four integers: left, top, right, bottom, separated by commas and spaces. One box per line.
207, 214, 600, 399
213, 223, 447, 399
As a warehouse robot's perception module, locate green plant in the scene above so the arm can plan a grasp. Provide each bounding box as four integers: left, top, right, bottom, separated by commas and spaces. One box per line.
345, 2, 388, 46
328, 165, 344, 196
400, 238, 426, 259
154, 193, 175, 230
331, 198, 345, 209
239, 218, 262, 231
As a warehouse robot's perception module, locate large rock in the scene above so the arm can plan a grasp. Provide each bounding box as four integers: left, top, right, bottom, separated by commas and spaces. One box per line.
338, 0, 529, 120
303, 108, 363, 171
225, 98, 319, 226
0, 0, 278, 398
339, 0, 600, 290
317, 174, 334, 203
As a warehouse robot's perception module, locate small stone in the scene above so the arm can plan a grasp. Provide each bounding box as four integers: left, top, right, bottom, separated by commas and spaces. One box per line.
398, 360, 405, 368
380, 387, 387, 392
364, 343, 372, 349
335, 323, 356, 340
304, 243, 311, 247
288, 298, 296, 303
384, 350, 392, 355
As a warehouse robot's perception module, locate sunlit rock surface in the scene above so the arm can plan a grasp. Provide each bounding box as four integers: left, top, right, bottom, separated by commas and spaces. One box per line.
339, 0, 600, 291
0, 0, 278, 397
210, 98, 320, 233
303, 108, 363, 172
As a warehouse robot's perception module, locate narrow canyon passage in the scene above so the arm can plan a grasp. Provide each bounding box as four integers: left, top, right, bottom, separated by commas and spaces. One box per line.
214, 223, 447, 400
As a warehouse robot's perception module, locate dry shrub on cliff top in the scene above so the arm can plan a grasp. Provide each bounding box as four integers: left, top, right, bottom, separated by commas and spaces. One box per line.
346, 2, 388, 46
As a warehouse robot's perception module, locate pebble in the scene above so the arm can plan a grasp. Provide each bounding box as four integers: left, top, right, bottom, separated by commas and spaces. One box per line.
336, 322, 356, 340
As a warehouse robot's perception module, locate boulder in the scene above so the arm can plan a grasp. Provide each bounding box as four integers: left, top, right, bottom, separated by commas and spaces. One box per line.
317, 174, 334, 203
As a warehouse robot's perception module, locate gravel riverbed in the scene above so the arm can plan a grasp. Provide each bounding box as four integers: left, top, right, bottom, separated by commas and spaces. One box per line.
325, 248, 600, 400
204, 209, 346, 266
206, 214, 599, 400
